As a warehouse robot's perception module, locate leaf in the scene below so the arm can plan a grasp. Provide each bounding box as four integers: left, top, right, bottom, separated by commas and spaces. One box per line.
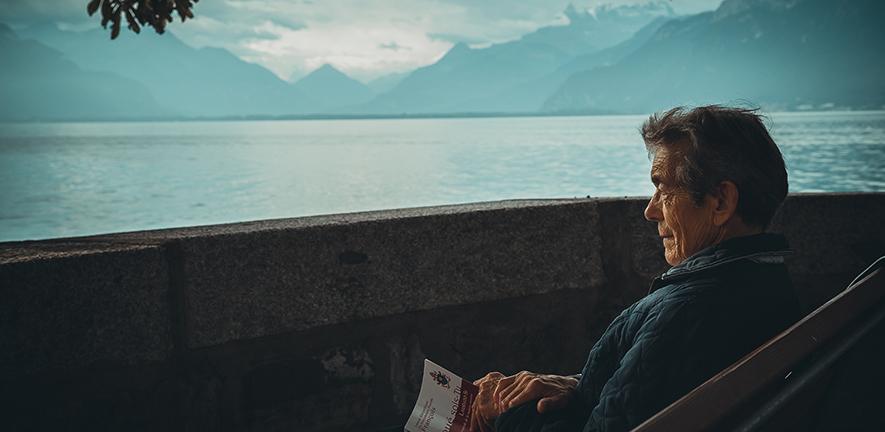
111, 11, 121, 39
125, 9, 141, 34
174, 0, 195, 22
87, 0, 101, 16
89, 0, 198, 39
100, 0, 112, 27
155, 17, 167, 34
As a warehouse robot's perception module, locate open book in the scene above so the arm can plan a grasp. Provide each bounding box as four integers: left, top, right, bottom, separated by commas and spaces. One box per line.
405, 359, 478, 432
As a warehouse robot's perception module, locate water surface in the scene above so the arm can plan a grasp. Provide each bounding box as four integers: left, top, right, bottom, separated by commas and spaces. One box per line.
1, 111, 883, 242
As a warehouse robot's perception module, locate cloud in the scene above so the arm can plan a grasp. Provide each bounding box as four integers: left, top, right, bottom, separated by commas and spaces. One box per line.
203, 0, 721, 81
379, 41, 408, 51
241, 16, 453, 81
181, 0, 584, 80
2, 0, 723, 81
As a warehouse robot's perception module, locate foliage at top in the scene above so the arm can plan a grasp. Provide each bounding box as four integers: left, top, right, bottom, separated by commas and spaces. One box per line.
86, 0, 199, 39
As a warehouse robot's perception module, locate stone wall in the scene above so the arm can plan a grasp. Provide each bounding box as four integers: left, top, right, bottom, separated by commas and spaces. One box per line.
1, 193, 883, 431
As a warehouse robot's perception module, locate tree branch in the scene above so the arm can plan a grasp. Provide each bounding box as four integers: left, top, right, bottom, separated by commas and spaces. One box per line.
87, 0, 199, 39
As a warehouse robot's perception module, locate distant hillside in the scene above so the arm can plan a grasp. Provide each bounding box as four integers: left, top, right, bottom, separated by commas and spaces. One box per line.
366, 71, 410, 94
293, 64, 375, 111
521, 2, 676, 56
358, 41, 571, 114
543, 0, 885, 113
18, 24, 318, 117
461, 15, 675, 113
359, 1, 675, 114
0, 23, 167, 121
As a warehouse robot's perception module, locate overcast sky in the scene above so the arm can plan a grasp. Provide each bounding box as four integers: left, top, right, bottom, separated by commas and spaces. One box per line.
1, 0, 723, 82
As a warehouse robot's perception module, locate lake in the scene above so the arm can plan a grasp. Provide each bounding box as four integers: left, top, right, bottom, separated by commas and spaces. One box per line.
1, 111, 884, 242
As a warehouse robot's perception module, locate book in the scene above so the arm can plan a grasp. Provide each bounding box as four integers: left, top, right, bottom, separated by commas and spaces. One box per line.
405, 359, 478, 432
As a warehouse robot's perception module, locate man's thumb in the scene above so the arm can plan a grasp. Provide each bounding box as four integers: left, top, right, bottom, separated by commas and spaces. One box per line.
537, 395, 568, 414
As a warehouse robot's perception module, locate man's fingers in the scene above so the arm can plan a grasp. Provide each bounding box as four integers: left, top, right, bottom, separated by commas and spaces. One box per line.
502, 382, 542, 410
493, 376, 519, 404
479, 418, 491, 432
502, 376, 543, 407
537, 393, 569, 414
479, 371, 504, 384
494, 375, 516, 394
498, 373, 531, 402
470, 405, 488, 432
469, 403, 486, 432
493, 373, 524, 410
474, 371, 504, 386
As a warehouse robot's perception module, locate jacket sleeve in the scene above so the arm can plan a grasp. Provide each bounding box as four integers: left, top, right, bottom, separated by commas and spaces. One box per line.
580, 298, 704, 432
494, 308, 634, 432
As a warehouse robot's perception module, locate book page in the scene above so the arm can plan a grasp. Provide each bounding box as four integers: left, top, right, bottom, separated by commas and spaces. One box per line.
405, 359, 478, 432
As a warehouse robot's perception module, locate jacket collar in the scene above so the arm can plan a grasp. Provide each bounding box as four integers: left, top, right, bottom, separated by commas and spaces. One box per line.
649, 233, 792, 293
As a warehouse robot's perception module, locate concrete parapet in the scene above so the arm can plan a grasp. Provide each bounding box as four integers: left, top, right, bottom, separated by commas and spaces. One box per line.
769, 193, 885, 309
0, 193, 883, 430
173, 200, 607, 348
0, 244, 172, 378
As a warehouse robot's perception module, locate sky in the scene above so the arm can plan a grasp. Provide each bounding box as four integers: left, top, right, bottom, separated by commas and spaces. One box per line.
1, 0, 723, 82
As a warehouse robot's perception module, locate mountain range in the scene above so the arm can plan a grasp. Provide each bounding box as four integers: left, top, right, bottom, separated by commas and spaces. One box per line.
352, 2, 675, 114
542, 0, 885, 113
13, 23, 315, 118
2, 0, 883, 121
0, 22, 166, 121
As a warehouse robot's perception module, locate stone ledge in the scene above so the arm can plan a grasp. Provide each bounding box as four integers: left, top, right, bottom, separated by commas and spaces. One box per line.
1, 193, 882, 377
0, 245, 173, 379
175, 200, 609, 348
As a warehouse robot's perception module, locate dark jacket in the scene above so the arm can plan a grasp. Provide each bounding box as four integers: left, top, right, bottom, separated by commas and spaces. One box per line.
496, 233, 801, 432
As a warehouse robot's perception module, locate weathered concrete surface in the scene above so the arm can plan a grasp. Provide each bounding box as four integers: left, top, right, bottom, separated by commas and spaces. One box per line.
174, 201, 606, 348
770, 193, 885, 310
0, 194, 883, 431
0, 244, 173, 379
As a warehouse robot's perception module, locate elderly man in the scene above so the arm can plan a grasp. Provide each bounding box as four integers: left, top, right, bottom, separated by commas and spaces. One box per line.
469, 106, 801, 432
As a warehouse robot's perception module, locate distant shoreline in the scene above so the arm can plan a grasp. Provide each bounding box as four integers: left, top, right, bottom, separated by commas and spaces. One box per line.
0, 110, 614, 124
2, 108, 884, 124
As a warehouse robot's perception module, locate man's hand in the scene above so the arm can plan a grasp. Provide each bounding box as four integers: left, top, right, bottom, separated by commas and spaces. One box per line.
468, 371, 579, 432
493, 372, 578, 414
469, 372, 505, 432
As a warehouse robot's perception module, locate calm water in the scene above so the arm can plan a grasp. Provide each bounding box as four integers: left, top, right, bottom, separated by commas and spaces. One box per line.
1, 111, 884, 242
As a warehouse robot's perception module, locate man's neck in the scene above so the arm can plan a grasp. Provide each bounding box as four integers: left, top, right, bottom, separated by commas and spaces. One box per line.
716, 219, 764, 244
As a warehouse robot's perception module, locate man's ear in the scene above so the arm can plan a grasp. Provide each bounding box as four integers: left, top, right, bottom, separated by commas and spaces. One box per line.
712, 180, 739, 226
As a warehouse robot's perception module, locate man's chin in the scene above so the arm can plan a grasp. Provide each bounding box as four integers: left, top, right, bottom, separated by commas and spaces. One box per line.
664, 250, 683, 266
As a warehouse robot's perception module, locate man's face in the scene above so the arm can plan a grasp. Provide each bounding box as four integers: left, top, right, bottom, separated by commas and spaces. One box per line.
644, 147, 719, 266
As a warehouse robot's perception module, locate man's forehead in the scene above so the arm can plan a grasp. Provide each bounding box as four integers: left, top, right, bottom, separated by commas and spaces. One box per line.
649, 150, 674, 184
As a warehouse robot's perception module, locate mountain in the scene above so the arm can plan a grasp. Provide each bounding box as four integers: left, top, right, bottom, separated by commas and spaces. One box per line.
0, 23, 167, 121
552, 15, 673, 80
457, 15, 675, 113
358, 41, 571, 113
543, 0, 885, 113
366, 71, 410, 94
359, 1, 676, 114
292, 64, 375, 112
520, 1, 676, 56
18, 24, 317, 117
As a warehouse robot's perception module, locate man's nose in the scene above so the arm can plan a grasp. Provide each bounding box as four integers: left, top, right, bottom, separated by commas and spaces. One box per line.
644, 193, 662, 222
